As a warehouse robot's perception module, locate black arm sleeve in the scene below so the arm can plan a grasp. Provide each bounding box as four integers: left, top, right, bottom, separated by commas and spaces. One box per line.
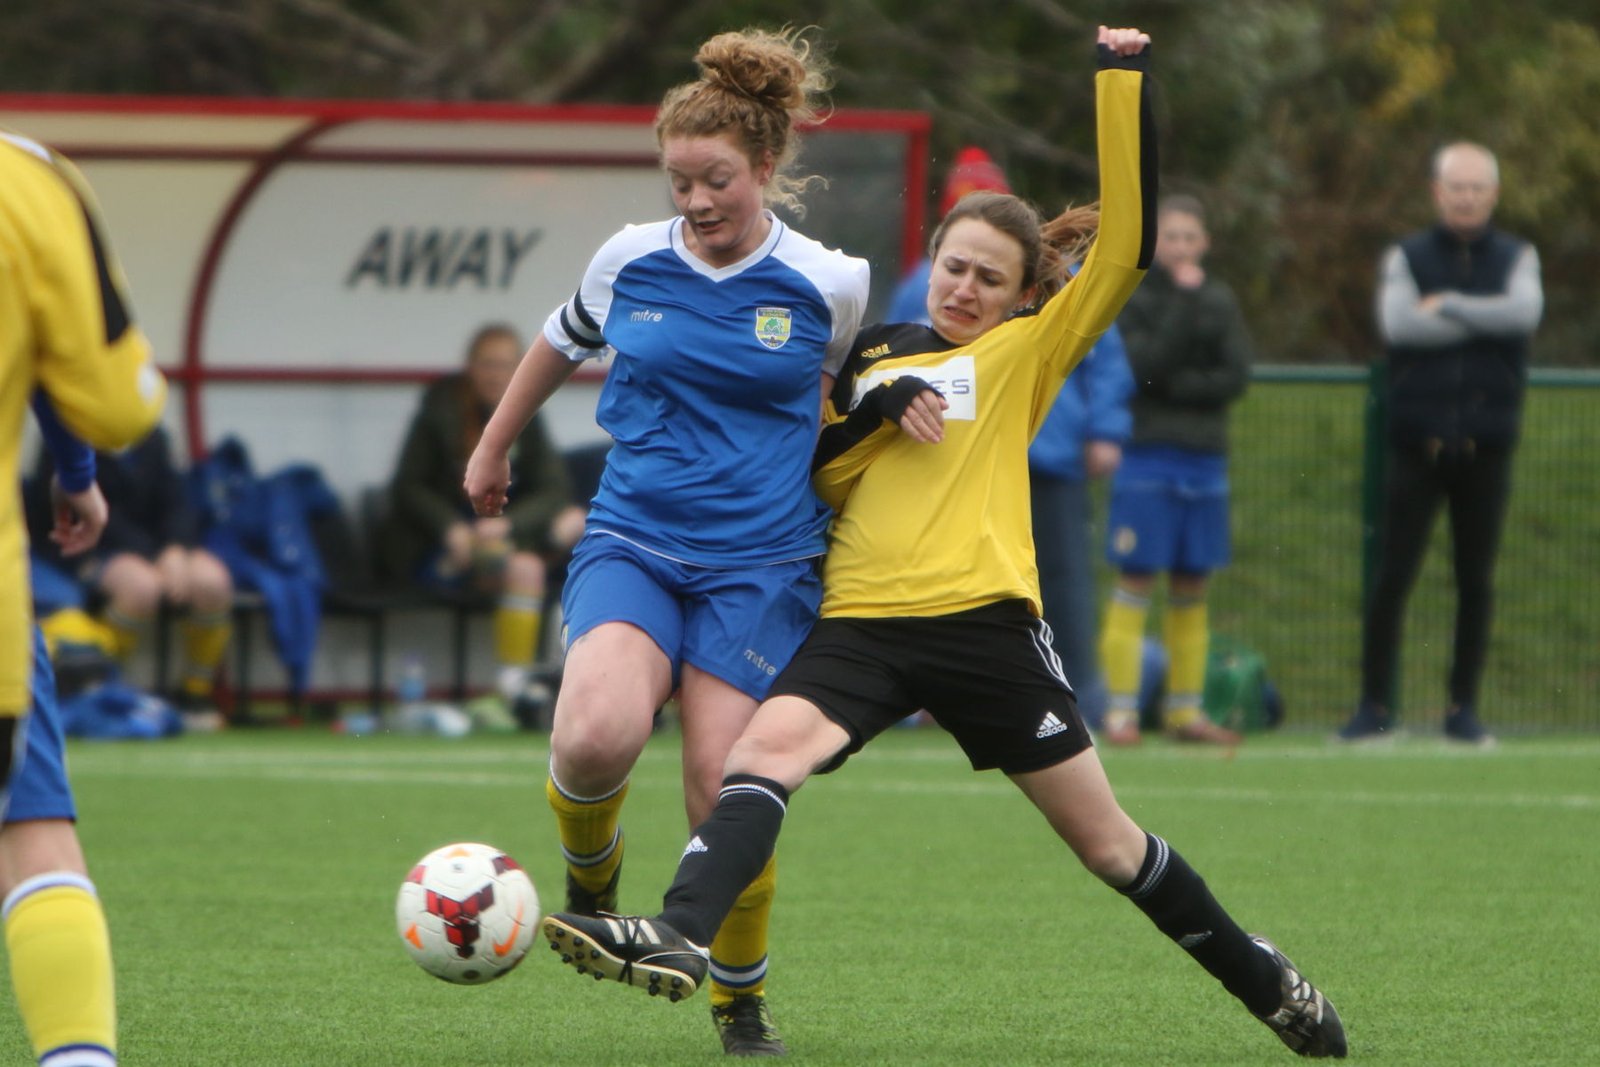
811, 376, 939, 473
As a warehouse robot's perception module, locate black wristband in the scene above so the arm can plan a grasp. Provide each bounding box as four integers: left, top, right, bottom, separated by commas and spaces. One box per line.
875, 375, 940, 424
1097, 41, 1151, 72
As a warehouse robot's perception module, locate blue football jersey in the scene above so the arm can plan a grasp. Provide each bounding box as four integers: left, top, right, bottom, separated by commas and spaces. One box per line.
544, 213, 869, 567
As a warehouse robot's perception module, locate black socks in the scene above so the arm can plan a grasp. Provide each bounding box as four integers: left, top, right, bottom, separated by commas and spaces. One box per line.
1119, 833, 1282, 1016
658, 774, 790, 946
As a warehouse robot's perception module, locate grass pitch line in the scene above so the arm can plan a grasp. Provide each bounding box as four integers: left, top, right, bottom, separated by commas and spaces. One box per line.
68, 748, 1600, 812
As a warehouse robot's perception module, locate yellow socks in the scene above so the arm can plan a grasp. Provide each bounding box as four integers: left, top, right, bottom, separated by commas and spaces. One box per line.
709, 856, 776, 1006
4, 874, 116, 1066
1100, 587, 1150, 724
494, 595, 542, 670
1163, 595, 1208, 730
545, 771, 626, 894
101, 607, 147, 662
178, 609, 231, 696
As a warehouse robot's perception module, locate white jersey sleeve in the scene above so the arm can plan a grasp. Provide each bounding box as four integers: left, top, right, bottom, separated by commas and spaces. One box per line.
768, 232, 869, 378
823, 256, 871, 376
541, 220, 675, 363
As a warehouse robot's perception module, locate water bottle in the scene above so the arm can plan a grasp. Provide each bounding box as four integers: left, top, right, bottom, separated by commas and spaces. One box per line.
392, 655, 429, 732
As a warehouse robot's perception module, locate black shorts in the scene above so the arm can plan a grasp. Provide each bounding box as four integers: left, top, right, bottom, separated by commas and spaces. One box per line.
769, 599, 1091, 775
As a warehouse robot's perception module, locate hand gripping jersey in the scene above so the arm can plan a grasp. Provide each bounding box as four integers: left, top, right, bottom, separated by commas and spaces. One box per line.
544, 213, 869, 568
1, 133, 167, 722
813, 51, 1155, 620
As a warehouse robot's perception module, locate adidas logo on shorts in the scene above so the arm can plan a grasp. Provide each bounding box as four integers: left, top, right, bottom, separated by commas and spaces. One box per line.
1036, 711, 1070, 739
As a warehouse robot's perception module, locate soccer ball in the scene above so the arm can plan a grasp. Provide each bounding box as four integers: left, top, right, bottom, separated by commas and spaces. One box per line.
396, 842, 539, 984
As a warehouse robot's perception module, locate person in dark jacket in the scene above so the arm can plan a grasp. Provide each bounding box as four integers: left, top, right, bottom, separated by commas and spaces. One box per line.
30, 424, 232, 726
384, 323, 586, 700
1098, 194, 1252, 746
1339, 142, 1542, 745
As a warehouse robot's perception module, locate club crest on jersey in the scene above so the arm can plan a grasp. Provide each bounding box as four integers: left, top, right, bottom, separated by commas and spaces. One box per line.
754, 307, 793, 350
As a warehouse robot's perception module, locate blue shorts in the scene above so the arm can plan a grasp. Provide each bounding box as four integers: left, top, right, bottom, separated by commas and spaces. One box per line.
560, 532, 822, 701
1106, 445, 1231, 576
3, 629, 76, 824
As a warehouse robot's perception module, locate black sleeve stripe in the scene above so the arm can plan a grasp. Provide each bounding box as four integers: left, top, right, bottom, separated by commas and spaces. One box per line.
1136, 73, 1159, 271
570, 290, 601, 334
560, 304, 607, 350
0, 717, 16, 792
80, 204, 131, 344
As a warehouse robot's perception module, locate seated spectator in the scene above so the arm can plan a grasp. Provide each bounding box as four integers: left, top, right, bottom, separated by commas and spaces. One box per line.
382, 323, 587, 704
28, 424, 232, 729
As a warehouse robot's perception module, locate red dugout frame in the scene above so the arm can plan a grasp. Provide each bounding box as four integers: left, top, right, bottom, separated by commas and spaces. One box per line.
2, 94, 931, 457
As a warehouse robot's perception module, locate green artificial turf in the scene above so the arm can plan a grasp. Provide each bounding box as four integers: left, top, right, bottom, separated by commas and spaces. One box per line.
4, 727, 1596, 1065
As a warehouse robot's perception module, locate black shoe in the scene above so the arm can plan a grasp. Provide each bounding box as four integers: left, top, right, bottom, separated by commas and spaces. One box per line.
1251, 936, 1347, 1058
542, 912, 708, 1002
712, 995, 788, 1057
1442, 704, 1496, 747
1336, 700, 1392, 741
564, 850, 622, 917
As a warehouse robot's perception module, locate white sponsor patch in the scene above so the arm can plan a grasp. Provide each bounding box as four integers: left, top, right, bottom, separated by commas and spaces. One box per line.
852, 355, 977, 421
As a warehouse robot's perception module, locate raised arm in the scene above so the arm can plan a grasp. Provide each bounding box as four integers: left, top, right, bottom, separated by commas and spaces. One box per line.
1021, 26, 1157, 379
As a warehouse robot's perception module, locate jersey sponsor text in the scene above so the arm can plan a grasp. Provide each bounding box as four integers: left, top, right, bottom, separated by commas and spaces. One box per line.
852, 355, 978, 421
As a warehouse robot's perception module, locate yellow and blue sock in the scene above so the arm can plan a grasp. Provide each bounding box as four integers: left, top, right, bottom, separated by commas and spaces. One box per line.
4, 872, 116, 1066
1162, 594, 1208, 730
494, 594, 542, 672
178, 609, 231, 697
1100, 587, 1150, 727
545, 769, 626, 894
709, 856, 776, 1006
101, 607, 147, 662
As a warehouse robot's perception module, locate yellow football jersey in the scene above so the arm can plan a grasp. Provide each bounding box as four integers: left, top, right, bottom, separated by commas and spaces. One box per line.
1, 131, 167, 717
815, 60, 1153, 620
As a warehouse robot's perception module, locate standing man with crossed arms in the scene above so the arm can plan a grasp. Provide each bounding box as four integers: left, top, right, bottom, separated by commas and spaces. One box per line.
1340, 142, 1542, 745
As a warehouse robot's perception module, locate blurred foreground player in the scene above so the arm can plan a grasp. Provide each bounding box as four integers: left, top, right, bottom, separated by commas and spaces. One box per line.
3, 130, 167, 1067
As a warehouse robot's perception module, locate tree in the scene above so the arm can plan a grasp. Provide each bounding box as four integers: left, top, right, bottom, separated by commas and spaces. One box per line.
3, 0, 1596, 364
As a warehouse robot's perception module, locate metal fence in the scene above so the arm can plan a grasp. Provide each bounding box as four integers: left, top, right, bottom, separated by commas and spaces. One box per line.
1170, 365, 1599, 733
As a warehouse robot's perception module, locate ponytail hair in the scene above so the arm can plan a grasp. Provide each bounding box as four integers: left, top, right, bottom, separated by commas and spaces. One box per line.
1035, 204, 1101, 301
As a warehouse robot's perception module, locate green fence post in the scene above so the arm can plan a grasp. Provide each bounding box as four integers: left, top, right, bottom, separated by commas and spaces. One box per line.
1360, 359, 1399, 713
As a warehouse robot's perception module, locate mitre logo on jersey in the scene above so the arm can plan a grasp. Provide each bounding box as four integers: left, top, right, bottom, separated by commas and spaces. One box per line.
754, 307, 792, 350
852, 355, 977, 421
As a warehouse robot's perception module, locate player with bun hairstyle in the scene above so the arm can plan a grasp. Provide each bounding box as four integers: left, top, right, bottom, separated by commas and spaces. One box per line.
464, 26, 869, 1056
542, 27, 1347, 1060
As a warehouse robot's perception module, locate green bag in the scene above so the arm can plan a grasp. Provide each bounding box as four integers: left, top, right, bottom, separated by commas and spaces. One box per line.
1202, 636, 1282, 732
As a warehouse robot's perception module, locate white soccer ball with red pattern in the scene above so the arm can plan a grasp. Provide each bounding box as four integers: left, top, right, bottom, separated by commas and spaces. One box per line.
396, 842, 539, 984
